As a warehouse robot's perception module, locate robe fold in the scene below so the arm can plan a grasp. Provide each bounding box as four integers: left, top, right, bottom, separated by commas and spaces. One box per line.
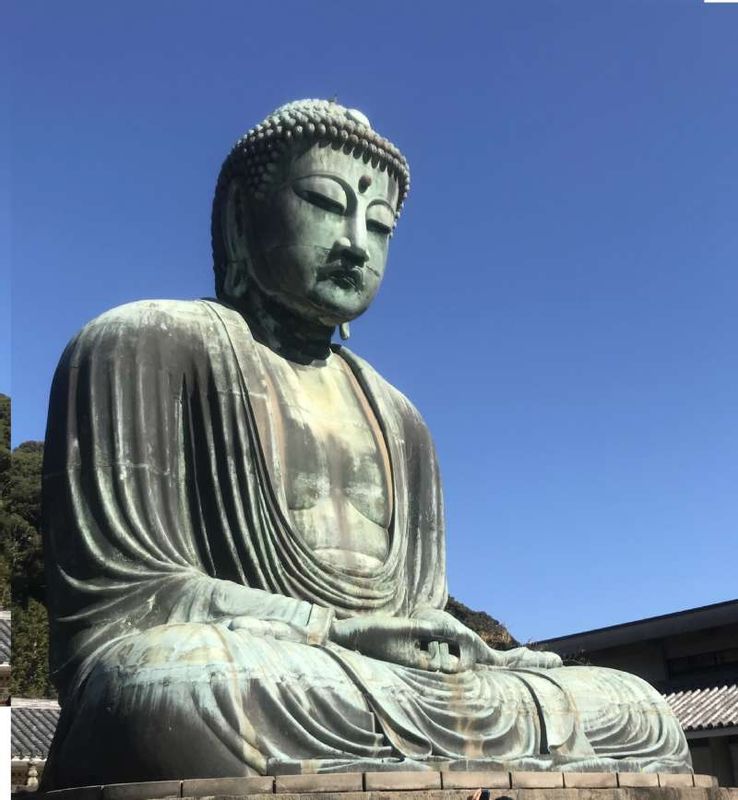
40, 299, 690, 789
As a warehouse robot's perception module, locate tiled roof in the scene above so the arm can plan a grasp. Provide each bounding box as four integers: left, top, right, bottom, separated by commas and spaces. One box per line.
11, 699, 61, 759
665, 684, 738, 731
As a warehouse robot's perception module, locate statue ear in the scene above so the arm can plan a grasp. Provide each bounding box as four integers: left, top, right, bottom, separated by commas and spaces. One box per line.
223, 179, 251, 262
222, 180, 252, 300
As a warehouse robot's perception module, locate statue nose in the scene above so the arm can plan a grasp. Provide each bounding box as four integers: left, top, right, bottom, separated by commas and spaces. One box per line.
336, 236, 369, 265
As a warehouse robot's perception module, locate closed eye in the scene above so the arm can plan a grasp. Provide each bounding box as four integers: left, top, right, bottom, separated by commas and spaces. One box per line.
366, 202, 395, 236
292, 175, 348, 216
367, 219, 392, 235
295, 188, 345, 215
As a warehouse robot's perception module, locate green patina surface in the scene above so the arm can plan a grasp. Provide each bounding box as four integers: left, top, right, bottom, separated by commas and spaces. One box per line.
39, 100, 692, 790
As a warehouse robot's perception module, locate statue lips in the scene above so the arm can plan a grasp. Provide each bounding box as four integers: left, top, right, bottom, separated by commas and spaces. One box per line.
319, 262, 365, 291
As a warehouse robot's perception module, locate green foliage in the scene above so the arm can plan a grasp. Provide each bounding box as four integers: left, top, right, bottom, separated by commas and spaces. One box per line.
0, 555, 9, 609
0, 395, 54, 695
0, 395, 11, 607
446, 595, 518, 650
8, 440, 45, 606
8, 440, 44, 531
9, 436, 52, 695
0, 394, 10, 496
10, 598, 53, 698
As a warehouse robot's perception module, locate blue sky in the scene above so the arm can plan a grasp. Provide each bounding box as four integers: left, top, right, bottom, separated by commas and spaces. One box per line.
6, 1, 738, 642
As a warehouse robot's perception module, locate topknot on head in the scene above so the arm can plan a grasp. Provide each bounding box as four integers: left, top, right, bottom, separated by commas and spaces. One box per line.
272, 99, 372, 132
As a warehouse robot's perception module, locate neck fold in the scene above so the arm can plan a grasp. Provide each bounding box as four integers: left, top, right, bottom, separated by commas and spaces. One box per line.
235, 287, 336, 364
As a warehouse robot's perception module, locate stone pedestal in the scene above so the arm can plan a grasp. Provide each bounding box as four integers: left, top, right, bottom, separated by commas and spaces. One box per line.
30, 772, 738, 800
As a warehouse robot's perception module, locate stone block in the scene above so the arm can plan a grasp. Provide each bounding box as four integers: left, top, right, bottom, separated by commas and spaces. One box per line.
41, 778, 737, 800
659, 774, 695, 787
102, 780, 182, 800
276, 773, 363, 793
44, 788, 103, 800
693, 775, 717, 788
182, 775, 275, 796
511, 771, 564, 788
363, 770, 443, 791
440, 771, 511, 789
564, 772, 618, 788
617, 773, 660, 787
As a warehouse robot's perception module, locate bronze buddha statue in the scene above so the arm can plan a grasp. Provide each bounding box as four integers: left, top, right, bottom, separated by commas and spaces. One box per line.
40, 100, 690, 788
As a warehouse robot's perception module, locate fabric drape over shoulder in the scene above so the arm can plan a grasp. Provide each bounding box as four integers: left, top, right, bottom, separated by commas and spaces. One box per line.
43, 299, 447, 702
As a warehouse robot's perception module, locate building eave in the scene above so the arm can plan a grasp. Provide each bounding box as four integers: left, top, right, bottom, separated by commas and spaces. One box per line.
537, 597, 738, 653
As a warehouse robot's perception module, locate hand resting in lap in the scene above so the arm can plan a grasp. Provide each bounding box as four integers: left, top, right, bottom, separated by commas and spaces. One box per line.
329, 608, 562, 673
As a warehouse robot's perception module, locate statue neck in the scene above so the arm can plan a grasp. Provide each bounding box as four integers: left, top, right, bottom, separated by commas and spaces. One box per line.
236, 287, 336, 365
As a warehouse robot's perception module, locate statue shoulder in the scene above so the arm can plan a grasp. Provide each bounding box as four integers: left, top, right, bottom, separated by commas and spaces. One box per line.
78, 298, 214, 336
60, 299, 228, 368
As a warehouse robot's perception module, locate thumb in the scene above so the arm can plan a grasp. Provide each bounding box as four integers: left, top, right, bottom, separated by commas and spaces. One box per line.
476, 642, 504, 666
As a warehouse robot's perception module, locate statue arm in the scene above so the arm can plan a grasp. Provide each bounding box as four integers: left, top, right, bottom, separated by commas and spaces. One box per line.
42, 302, 332, 699
207, 580, 334, 644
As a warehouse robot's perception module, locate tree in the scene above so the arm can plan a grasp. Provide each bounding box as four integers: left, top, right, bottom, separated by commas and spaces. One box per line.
8, 440, 45, 606
0, 394, 10, 498
8, 441, 44, 531
0, 551, 9, 609
8, 438, 50, 696
445, 595, 518, 649
9, 598, 53, 698
0, 395, 52, 695
0, 394, 11, 607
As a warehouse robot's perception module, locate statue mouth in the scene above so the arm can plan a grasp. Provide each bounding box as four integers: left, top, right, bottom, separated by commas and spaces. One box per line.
320, 264, 365, 291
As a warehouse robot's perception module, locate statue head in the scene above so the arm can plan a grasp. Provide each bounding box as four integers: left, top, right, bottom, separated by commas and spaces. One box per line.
211, 99, 410, 329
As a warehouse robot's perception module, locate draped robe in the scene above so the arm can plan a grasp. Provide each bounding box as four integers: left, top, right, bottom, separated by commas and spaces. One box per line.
40, 299, 691, 788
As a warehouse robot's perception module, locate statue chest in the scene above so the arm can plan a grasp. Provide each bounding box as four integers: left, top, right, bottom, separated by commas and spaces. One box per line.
256, 348, 393, 574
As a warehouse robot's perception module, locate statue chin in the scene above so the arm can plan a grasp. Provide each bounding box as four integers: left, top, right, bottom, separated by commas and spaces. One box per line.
277, 279, 376, 328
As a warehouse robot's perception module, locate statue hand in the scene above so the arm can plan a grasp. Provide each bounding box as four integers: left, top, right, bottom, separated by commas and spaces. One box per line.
496, 646, 563, 669
330, 612, 491, 673
226, 616, 307, 643
409, 611, 564, 670
410, 608, 505, 670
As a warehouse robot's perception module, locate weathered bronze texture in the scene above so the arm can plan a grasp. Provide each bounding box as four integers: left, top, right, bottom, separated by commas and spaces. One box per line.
40, 100, 692, 789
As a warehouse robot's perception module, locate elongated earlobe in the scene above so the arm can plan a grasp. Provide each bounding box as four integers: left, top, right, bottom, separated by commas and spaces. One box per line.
224, 181, 250, 263
339, 322, 350, 340
223, 260, 249, 301
222, 181, 254, 302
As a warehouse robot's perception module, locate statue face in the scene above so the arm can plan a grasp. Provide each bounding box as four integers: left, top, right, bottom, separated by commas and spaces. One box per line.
243, 142, 400, 326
